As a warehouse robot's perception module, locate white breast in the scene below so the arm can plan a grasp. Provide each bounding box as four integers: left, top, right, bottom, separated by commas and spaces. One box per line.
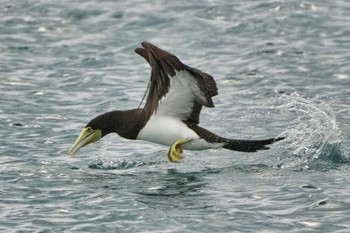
137, 115, 225, 150
137, 115, 199, 146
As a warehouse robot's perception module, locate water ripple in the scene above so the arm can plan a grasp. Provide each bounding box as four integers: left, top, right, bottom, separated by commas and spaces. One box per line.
1, 0, 350, 232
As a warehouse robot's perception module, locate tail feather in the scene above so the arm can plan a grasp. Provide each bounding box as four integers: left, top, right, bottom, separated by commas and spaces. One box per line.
223, 137, 284, 152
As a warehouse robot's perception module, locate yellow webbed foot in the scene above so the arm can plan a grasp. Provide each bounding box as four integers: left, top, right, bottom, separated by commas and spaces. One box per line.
168, 138, 192, 163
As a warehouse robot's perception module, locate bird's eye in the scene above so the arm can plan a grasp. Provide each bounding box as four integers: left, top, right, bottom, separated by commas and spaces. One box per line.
86, 127, 93, 133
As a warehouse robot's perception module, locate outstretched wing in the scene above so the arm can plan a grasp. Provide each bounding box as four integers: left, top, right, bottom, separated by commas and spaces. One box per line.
135, 42, 218, 124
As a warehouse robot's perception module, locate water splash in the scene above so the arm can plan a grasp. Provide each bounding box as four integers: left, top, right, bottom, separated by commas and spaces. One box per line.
88, 142, 167, 170
267, 93, 345, 169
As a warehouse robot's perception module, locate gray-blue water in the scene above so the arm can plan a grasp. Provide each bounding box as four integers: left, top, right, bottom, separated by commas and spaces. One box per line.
1, 0, 350, 232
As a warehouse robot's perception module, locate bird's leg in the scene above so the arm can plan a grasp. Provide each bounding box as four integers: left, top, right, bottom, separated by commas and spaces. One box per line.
168, 138, 192, 162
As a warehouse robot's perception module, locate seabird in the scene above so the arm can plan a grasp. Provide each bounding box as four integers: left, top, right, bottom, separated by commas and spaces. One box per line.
69, 42, 284, 162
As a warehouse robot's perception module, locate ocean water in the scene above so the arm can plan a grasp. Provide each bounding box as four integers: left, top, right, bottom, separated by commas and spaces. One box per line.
1, 0, 350, 232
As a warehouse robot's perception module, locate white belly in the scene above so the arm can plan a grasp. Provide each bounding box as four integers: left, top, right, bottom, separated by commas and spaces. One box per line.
137, 116, 198, 146
137, 115, 224, 150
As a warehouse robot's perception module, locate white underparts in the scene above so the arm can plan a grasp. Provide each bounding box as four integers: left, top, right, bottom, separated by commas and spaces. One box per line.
157, 70, 206, 121
137, 115, 224, 150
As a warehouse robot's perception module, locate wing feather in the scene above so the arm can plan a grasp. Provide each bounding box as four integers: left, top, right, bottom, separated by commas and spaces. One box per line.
135, 42, 218, 124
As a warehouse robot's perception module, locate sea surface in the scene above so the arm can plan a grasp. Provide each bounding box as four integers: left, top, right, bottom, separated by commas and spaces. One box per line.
1, 0, 350, 232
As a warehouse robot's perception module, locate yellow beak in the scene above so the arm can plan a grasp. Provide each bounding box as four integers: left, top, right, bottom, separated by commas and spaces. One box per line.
69, 128, 102, 155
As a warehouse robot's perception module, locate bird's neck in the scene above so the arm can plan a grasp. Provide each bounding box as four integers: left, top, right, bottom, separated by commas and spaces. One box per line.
102, 109, 145, 140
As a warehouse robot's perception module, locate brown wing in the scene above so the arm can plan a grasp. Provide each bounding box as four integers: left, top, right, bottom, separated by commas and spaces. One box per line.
135, 42, 218, 124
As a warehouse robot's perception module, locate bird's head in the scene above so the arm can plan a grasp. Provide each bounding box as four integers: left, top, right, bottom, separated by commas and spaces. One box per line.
69, 112, 115, 155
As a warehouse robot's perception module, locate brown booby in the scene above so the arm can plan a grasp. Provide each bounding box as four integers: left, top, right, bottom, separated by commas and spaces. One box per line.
69, 42, 284, 162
